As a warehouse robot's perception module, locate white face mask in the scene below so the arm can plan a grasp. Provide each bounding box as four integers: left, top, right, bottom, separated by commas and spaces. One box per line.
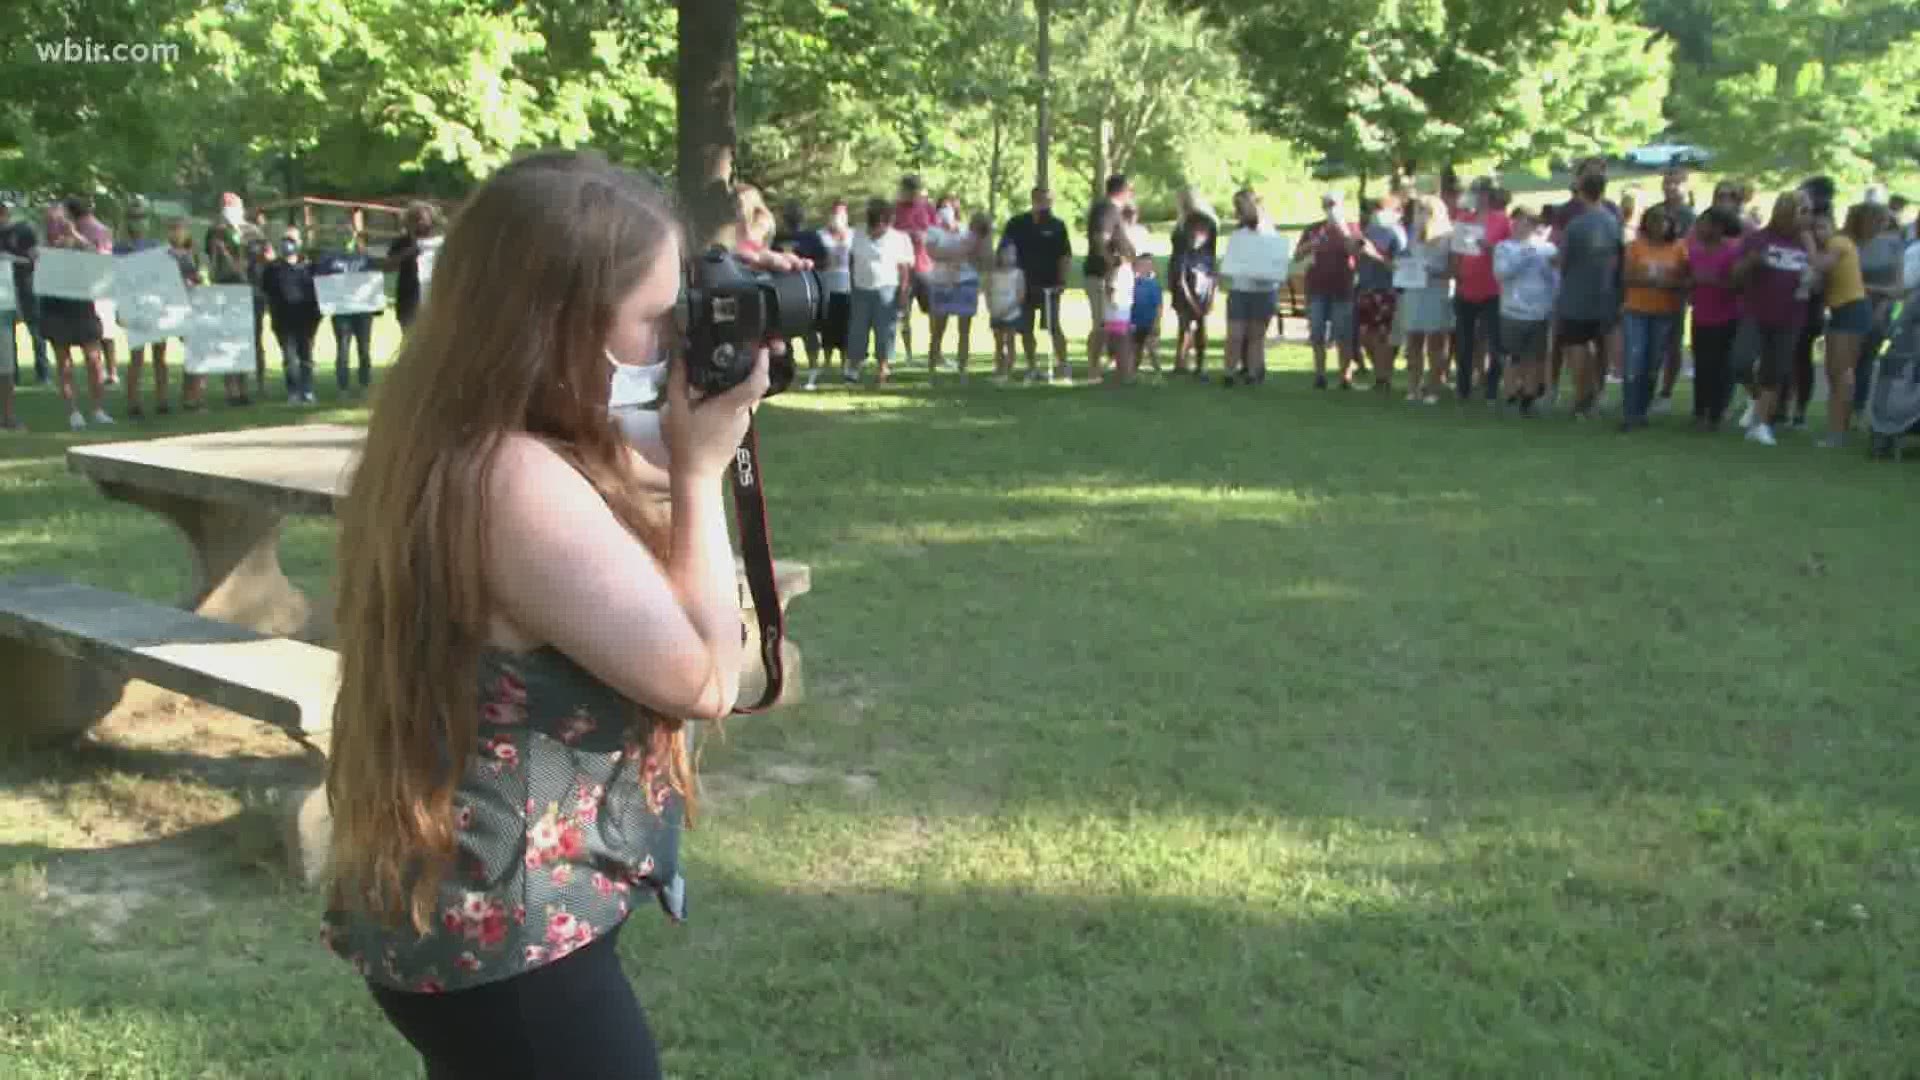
1326, 205, 1346, 226
937, 206, 957, 228
607, 350, 668, 447
1459, 194, 1479, 214
221, 206, 244, 227
1374, 209, 1395, 228
1904, 242, 1920, 291
606, 349, 667, 410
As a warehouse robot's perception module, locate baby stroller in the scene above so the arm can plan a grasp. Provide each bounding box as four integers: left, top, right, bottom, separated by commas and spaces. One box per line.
1866, 291, 1920, 461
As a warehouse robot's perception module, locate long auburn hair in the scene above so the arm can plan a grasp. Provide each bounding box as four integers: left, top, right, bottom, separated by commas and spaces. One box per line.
326, 150, 692, 932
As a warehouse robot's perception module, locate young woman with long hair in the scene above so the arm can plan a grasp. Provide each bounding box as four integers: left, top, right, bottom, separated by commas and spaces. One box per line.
1398, 193, 1455, 404
1814, 202, 1876, 446
322, 150, 766, 1079
1685, 206, 1745, 430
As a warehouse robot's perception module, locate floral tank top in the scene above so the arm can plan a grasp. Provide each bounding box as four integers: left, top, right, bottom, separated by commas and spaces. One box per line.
322, 646, 686, 994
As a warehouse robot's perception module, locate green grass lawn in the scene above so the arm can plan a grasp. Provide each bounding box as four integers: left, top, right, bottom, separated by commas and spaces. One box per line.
3, 303, 1920, 1078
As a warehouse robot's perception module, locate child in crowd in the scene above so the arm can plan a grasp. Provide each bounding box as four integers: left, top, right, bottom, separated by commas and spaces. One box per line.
1102, 232, 1138, 383
1130, 253, 1163, 374
987, 242, 1025, 383
1170, 210, 1217, 379
1493, 207, 1560, 416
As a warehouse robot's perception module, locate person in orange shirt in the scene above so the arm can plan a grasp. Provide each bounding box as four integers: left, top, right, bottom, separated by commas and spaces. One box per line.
1619, 204, 1690, 431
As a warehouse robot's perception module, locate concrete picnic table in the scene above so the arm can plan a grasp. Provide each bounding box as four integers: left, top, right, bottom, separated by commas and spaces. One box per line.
66, 423, 811, 649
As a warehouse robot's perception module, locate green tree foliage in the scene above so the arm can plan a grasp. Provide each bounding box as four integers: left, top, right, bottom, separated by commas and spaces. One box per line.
1048, 0, 1251, 207
1179, 0, 1670, 181
0, 0, 206, 199
1666, 0, 1920, 183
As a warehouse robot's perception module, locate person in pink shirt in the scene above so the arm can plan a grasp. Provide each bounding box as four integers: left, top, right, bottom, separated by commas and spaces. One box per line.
1450, 177, 1511, 402
1684, 207, 1744, 430
892, 175, 937, 363
40, 200, 113, 429
69, 197, 121, 387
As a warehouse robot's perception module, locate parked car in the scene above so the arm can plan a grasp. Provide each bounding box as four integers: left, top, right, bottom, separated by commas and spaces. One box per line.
1622, 143, 1712, 168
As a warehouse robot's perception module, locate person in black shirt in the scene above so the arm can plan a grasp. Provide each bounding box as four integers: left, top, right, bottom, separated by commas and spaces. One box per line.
262, 228, 323, 404
772, 200, 829, 375
1081, 173, 1132, 380
384, 201, 440, 333
0, 201, 48, 386
999, 186, 1072, 382
1168, 191, 1220, 379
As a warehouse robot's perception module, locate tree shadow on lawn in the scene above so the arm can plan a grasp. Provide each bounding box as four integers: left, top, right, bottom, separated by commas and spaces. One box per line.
0, 814, 1910, 1078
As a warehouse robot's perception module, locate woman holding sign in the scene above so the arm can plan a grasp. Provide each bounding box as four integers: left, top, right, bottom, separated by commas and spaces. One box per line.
39, 202, 113, 430
114, 197, 174, 419
1221, 189, 1285, 387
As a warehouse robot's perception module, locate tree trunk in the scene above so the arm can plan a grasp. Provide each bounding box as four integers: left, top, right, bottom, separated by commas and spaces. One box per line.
1093, 114, 1112, 205
989, 108, 1005, 223
676, 0, 740, 252
1035, 0, 1051, 192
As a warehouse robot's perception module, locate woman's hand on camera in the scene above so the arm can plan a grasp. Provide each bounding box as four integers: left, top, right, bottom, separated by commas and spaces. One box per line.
662, 345, 768, 483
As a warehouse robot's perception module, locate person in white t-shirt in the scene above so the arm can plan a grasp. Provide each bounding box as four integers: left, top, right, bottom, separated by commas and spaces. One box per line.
847, 198, 915, 386
812, 199, 855, 388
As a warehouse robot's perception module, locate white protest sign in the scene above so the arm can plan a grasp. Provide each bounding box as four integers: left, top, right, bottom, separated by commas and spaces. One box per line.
416, 236, 443, 294
1392, 257, 1429, 290
183, 285, 257, 375
316, 271, 387, 315
113, 247, 194, 346
36, 248, 117, 300
1220, 230, 1294, 285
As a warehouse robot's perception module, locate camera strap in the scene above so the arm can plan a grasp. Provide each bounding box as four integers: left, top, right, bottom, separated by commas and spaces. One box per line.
728, 414, 786, 713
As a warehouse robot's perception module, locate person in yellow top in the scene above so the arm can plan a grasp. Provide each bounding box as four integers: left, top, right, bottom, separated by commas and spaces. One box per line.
1618, 205, 1690, 430
1815, 205, 1873, 446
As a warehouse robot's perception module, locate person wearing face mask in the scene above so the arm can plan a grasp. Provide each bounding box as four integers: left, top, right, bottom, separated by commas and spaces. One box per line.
262, 227, 323, 404
315, 225, 381, 396
924, 200, 988, 382
41, 200, 115, 430
204, 192, 263, 406
1299, 190, 1366, 390
1450, 177, 1512, 405
323, 151, 767, 1079
113, 195, 175, 419
1354, 195, 1405, 392
1730, 190, 1816, 446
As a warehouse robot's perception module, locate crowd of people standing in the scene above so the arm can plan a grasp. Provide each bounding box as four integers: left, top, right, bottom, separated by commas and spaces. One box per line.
745, 159, 1919, 454
0, 192, 442, 433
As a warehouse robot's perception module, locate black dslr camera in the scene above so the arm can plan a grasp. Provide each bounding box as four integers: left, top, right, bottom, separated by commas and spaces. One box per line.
680, 246, 826, 397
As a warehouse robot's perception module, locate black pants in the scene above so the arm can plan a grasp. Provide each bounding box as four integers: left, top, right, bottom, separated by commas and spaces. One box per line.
277, 323, 318, 397
1692, 319, 1737, 422
368, 925, 661, 1080
1453, 296, 1502, 399
333, 313, 375, 388
1790, 313, 1823, 417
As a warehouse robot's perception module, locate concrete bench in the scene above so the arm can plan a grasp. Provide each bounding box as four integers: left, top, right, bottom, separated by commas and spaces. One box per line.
0, 575, 338, 746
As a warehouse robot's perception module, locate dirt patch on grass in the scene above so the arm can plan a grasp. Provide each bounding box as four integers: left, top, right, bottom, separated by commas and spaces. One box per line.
1, 696, 314, 942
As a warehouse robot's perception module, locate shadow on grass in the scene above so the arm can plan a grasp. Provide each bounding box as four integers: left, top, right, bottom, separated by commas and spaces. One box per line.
0, 810, 1911, 1077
